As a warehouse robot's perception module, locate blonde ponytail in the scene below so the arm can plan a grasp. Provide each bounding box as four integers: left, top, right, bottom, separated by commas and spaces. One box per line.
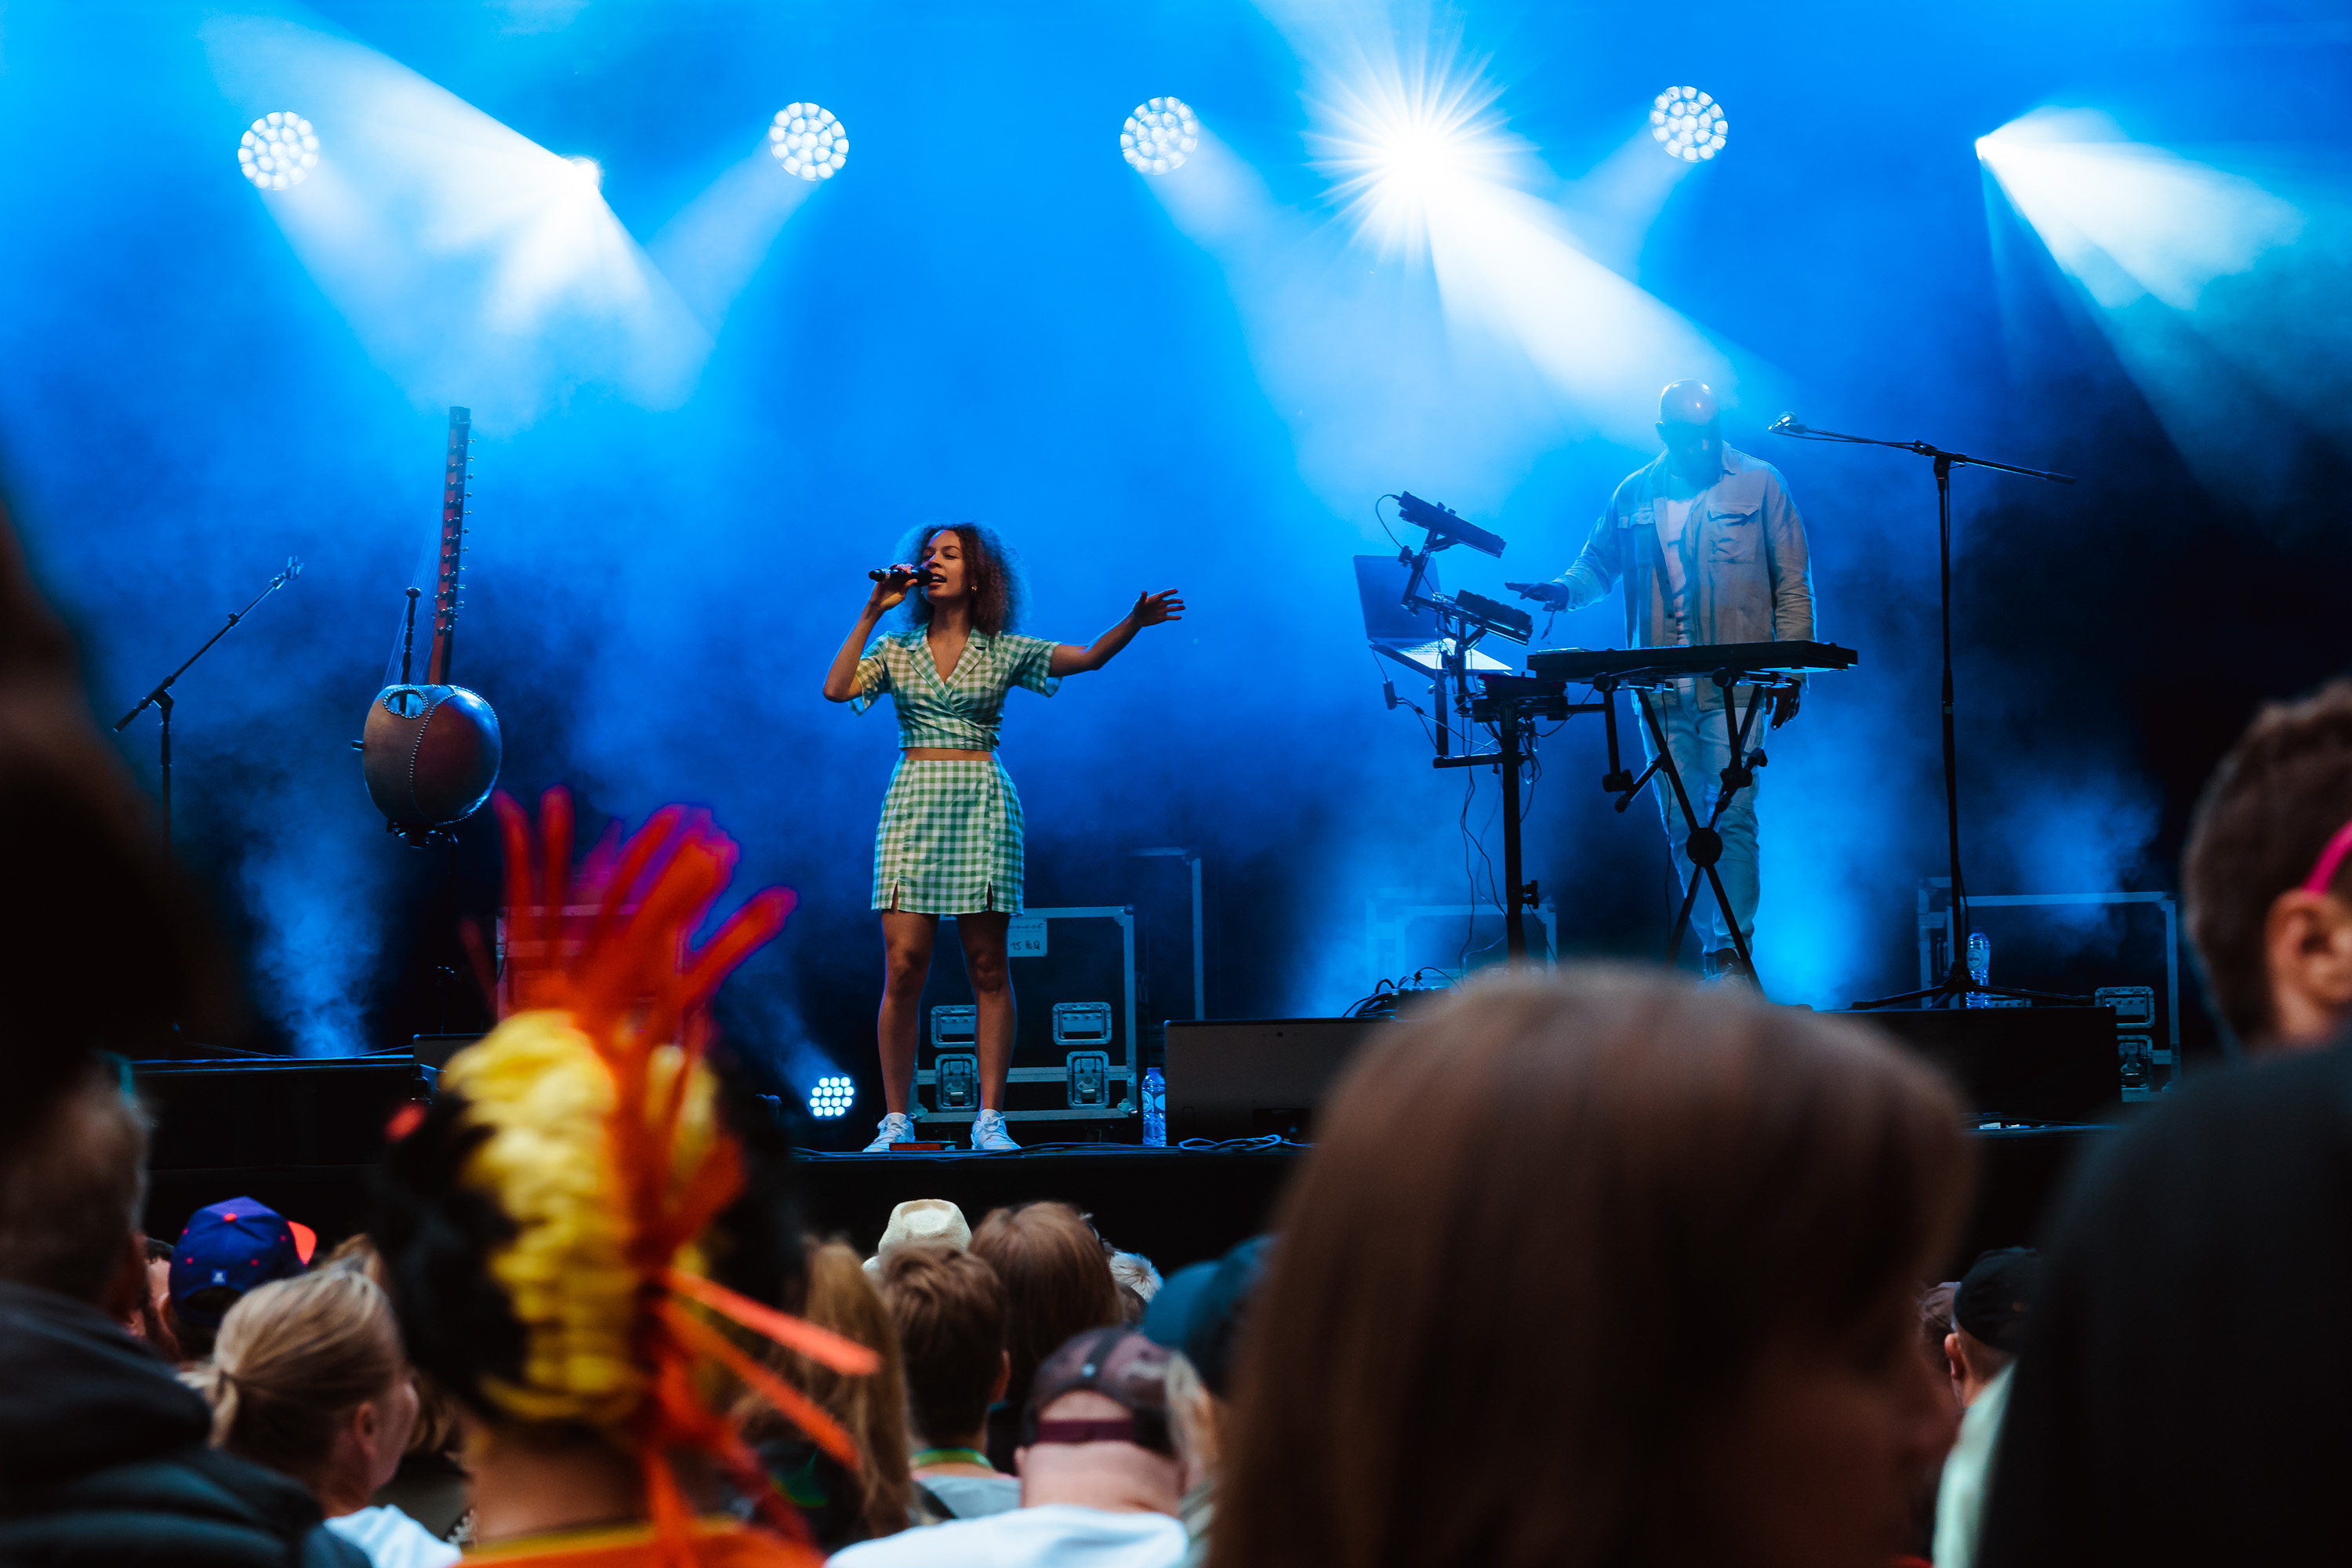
187, 1267, 404, 1484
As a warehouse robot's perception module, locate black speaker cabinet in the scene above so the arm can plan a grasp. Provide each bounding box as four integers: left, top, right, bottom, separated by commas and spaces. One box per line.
1836, 1006, 2121, 1123
1164, 1017, 1387, 1142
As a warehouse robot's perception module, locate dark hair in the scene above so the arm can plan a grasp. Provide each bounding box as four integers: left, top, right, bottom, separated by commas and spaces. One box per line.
898, 523, 1022, 637
0, 1058, 148, 1305
1212, 966, 1972, 1568
882, 1243, 1010, 1444
372, 1062, 801, 1425
968, 1202, 1123, 1424
2183, 680, 2352, 1046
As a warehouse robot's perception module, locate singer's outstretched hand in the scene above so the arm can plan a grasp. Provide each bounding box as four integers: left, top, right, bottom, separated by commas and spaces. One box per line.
1504, 580, 1570, 607
1131, 589, 1185, 628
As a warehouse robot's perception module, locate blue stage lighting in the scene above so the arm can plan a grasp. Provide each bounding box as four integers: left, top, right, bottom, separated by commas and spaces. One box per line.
808, 1074, 856, 1119
238, 111, 319, 191
1651, 88, 1726, 162
770, 103, 848, 180
1122, 97, 1200, 175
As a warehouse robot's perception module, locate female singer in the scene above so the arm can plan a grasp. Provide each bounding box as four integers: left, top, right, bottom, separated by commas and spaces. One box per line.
824, 524, 1182, 1152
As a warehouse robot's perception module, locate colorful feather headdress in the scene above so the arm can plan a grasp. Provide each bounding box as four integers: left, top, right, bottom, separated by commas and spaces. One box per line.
420, 787, 874, 1565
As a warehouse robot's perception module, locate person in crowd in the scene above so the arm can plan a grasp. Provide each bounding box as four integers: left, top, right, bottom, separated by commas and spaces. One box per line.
831, 1327, 1190, 1568
742, 1239, 915, 1551
1976, 687, 2352, 1566
169, 1195, 314, 1362
321, 1235, 474, 1544
1213, 967, 1972, 1568
1142, 1236, 1269, 1568
0, 495, 361, 1564
189, 1264, 455, 1568
2181, 678, 2352, 1052
971, 1201, 1127, 1472
372, 788, 861, 1566
0, 1056, 369, 1566
1107, 1251, 1162, 1326
1904, 1280, 1965, 1561
1933, 1249, 2038, 1568
880, 1242, 1020, 1519
124, 1235, 183, 1358
862, 1197, 972, 1280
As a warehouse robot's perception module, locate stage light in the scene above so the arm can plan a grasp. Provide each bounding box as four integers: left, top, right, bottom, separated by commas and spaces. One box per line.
807, 1074, 855, 1119
1650, 87, 1726, 162
1122, 97, 1200, 175
565, 154, 602, 190
769, 103, 848, 180
238, 111, 319, 191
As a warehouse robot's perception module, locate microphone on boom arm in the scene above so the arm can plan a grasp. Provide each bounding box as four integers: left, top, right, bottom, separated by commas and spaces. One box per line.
1768, 414, 1810, 436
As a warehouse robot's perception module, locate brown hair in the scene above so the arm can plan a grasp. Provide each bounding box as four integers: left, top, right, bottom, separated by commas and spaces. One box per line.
881, 1243, 1010, 1445
903, 523, 1022, 637
968, 1201, 1123, 1418
742, 1239, 911, 1541
1212, 966, 1973, 1568
2183, 680, 2352, 1045
0, 1059, 148, 1305
191, 1266, 407, 1489
323, 1232, 464, 1457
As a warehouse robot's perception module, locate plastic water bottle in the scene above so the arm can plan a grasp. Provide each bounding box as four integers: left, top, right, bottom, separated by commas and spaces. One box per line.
1142, 1066, 1167, 1147
1965, 931, 1991, 1007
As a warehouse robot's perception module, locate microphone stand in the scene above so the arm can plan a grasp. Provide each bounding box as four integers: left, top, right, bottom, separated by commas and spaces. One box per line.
113, 558, 301, 840
1766, 418, 2077, 1009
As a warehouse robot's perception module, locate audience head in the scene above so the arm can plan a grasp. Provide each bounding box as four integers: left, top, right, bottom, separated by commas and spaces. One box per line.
1017, 1327, 1183, 1515
2183, 679, 2352, 1051
1215, 966, 1973, 1568
1944, 1247, 2039, 1406
1143, 1236, 1268, 1493
189, 1264, 418, 1516
372, 789, 809, 1550
168, 1196, 314, 1359
969, 1201, 1123, 1417
881, 1242, 1010, 1449
742, 1238, 911, 1543
0, 1054, 150, 1317
862, 1198, 971, 1281
1107, 1251, 1162, 1325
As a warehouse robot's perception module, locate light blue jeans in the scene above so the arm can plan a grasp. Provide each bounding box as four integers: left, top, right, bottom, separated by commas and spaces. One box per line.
1642, 688, 1761, 947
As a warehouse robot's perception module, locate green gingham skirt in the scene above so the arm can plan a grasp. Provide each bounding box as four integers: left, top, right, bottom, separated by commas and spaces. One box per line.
872, 757, 1026, 914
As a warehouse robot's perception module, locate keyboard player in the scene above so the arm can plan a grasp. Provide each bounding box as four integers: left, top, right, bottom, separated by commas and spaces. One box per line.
1505, 379, 1815, 982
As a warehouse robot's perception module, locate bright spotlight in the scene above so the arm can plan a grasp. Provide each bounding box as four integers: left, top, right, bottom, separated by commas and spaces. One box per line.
238, 111, 319, 191
564, 154, 603, 190
1650, 87, 1726, 162
769, 103, 848, 180
807, 1074, 856, 1119
1122, 97, 1200, 175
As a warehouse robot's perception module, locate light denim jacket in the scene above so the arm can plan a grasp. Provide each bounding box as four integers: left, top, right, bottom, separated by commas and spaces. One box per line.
1550, 445, 1816, 707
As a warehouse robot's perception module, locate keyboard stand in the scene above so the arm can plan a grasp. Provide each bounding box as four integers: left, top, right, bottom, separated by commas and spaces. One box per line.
1596, 670, 1781, 984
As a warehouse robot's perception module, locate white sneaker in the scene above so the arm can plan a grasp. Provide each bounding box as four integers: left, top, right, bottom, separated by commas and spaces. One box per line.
970, 1109, 1020, 1152
863, 1112, 915, 1152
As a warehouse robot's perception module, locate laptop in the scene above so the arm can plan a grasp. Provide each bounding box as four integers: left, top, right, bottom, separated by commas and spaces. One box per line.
1355, 555, 1516, 679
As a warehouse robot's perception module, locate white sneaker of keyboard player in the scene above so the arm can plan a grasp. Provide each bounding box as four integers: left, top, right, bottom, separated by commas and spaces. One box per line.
969, 1109, 1021, 1152
863, 1112, 914, 1153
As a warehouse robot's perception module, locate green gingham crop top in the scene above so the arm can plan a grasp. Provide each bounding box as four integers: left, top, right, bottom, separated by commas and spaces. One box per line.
851, 628, 1062, 750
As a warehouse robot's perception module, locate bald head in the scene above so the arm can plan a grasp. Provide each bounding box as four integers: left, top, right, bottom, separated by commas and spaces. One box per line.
1657, 379, 1724, 485
1660, 379, 1719, 426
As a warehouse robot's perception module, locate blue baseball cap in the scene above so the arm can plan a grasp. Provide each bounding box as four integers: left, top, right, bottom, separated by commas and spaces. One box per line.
169, 1197, 312, 1328
1141, 1235, 1270, 1399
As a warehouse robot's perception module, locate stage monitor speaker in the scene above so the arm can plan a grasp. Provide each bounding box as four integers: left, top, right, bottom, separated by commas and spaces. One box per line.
1165, 1017, 1387, 1142
1836, 1006, 2120, 1124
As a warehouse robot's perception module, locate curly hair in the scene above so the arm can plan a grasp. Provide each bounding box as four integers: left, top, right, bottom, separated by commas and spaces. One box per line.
897, 523, 1023, 637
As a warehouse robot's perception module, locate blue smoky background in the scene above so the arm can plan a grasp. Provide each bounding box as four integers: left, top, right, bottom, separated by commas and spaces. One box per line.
1, 0, 2347, 1103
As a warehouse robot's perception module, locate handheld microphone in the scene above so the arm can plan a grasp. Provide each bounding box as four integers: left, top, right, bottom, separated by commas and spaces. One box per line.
868, 564, 929, 584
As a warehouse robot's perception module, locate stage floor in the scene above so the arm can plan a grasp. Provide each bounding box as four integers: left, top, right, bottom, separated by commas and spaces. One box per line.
146, 1127, 2112, 1280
